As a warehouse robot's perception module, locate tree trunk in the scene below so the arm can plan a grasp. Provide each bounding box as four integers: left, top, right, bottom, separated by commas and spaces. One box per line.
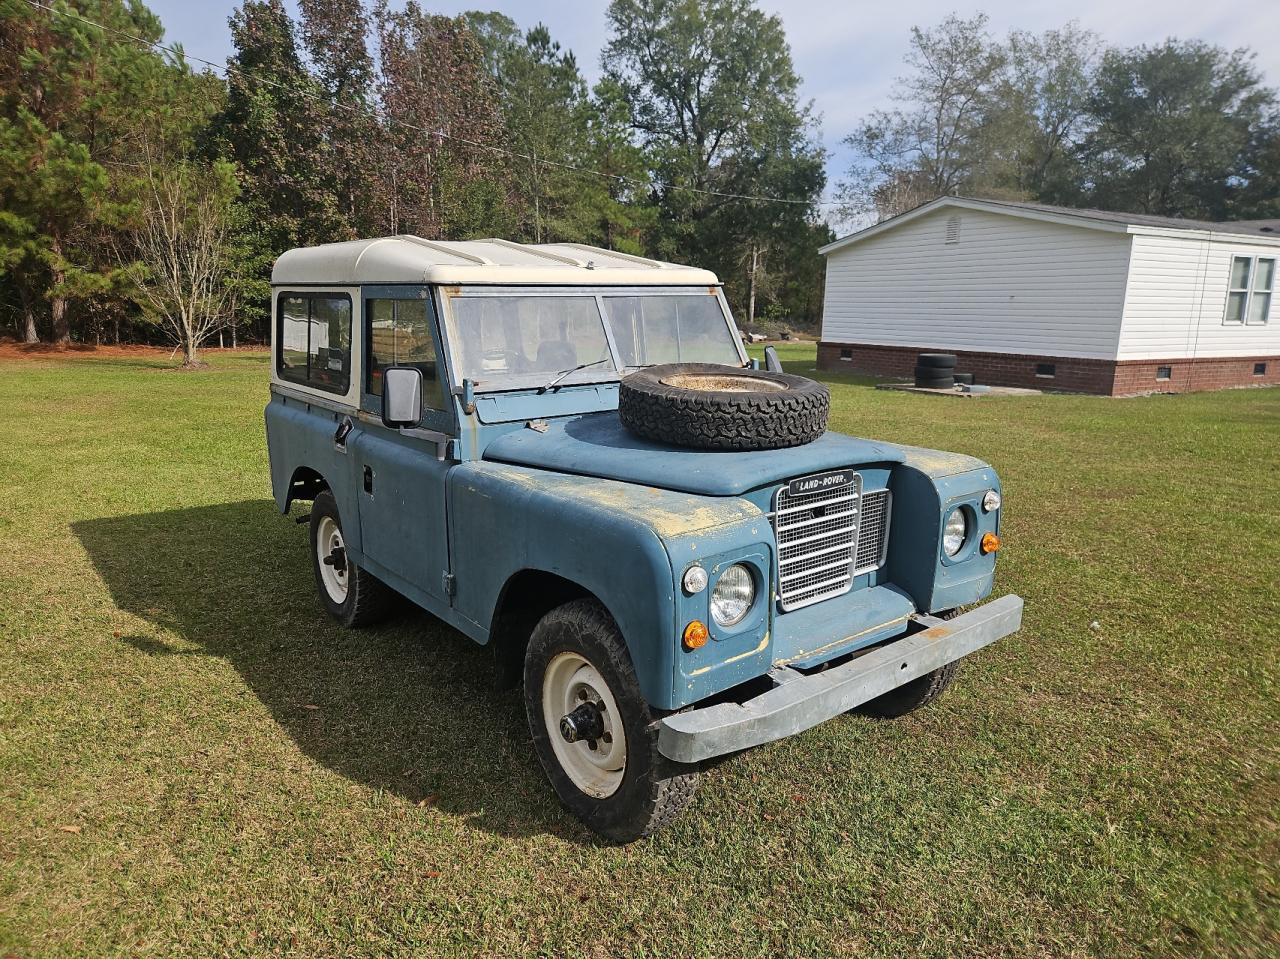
51, 294, 69, 345
183, 338, 198, 367
18, 288, 39, 343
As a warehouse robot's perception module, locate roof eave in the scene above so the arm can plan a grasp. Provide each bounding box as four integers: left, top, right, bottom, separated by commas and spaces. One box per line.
820, 196, 1131, 256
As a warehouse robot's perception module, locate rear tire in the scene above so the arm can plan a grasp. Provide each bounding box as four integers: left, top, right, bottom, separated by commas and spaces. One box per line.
854, 661, 960, 718
854, 608, 962, 718
309, 490, 396, 628
524, 599, 698, 841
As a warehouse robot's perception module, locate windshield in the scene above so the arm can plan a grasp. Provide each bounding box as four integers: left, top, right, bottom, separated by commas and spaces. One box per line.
450, 296, 614, 386
602, 295, 741, 367
448, 291, 742, 388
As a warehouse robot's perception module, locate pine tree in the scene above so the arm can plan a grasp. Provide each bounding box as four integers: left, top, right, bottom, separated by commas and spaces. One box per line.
0, 0, 165, 343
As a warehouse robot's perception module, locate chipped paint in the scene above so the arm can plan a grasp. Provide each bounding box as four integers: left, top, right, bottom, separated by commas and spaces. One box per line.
887, 443, 990, 478
472, 461, 761, 538
687, 632, 770, 678
724, 631, 770, 665
775, 615, 911, 666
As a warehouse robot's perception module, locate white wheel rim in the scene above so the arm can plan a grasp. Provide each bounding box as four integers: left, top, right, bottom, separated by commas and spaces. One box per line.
542, 651, 627, 798
316, 515, 349, 603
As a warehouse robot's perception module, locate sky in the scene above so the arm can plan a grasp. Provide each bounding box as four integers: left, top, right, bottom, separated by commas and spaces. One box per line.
147, 0, 1280, 200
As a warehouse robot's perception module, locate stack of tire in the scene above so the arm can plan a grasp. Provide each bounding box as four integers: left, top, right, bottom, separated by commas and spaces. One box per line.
915, 353, 956, 389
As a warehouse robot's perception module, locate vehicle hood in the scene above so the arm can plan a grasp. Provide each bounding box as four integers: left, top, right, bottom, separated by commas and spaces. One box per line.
481, 412, 906, 496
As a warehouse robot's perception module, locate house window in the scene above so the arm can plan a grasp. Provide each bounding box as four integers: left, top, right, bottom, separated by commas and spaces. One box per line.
1035, 363, 1055, 378
839, 348, 853, 361
1156, 366, 1172, 380
1224, 255, 1274, 325
366, 298, 445, 409
945, 215, 962, 245
277, 292, 352, 394
1255, 362, 1268, 376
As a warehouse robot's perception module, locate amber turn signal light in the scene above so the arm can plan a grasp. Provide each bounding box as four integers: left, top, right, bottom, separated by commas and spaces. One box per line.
980, 532, 1001, 554
682, 620, 709, 651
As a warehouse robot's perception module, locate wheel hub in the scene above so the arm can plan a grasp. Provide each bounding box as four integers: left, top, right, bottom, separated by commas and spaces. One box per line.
541, 651, 627, 798
559, 701, 606, 744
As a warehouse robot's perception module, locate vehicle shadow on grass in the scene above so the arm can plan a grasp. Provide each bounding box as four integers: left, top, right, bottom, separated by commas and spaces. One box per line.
73, 499, 588, 844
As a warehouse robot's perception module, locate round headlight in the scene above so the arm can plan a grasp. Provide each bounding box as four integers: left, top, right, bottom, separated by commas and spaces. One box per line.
943, 508, 968, 557
682, 565, 708, 595
982, 489, 1001, 512
710, 564, 755, 627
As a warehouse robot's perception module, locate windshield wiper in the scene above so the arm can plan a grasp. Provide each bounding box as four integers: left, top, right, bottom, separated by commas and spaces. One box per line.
538, 357, 611, 393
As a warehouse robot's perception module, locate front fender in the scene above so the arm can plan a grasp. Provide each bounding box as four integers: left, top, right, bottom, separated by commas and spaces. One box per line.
447, 462, 761, 709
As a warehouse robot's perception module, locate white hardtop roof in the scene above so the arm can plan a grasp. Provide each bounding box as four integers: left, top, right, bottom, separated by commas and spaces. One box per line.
819, 195, 1280, 255
272, 236, 721, 286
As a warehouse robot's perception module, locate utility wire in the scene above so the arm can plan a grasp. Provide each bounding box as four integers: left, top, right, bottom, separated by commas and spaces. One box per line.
21, 0, 843, 208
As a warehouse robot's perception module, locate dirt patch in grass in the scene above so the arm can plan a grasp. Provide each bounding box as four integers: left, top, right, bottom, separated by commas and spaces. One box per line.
0, 336, 267, 361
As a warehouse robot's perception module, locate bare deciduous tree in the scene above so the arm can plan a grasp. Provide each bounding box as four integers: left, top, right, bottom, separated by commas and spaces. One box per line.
125, 148, 238, 367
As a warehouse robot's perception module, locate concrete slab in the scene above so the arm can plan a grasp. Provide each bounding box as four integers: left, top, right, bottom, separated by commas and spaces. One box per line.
876, 383, 1043, 398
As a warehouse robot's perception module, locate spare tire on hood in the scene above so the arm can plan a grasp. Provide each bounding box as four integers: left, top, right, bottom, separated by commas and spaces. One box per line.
618, 363, 829, 451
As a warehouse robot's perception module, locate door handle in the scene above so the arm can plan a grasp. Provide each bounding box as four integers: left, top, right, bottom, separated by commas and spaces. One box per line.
363, 465, 374, 494
334, 416, 354, 450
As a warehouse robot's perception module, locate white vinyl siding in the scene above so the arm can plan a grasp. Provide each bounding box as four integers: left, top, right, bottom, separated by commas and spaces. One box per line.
820, 208, 1132, 359
1117, 236, 1280, 359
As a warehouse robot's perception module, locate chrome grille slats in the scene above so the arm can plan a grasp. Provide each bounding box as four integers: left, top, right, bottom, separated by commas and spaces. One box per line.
769, 472, 892, 611
770, 473, 861, 610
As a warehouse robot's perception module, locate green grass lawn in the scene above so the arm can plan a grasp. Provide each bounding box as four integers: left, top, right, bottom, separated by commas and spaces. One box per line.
1, 344, 1277, 957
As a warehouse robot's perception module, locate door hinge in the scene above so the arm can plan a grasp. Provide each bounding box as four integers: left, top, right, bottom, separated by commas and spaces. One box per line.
442, 572, 456, 598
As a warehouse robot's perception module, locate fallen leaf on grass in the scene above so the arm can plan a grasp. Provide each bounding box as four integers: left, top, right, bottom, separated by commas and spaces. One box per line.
416, 794, 438, 808
303, 704, 321, 711
425, 870, 441, 879
58, 825, 81, 834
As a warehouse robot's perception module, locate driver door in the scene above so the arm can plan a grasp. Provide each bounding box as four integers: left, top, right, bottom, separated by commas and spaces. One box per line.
351, 287, 455, 608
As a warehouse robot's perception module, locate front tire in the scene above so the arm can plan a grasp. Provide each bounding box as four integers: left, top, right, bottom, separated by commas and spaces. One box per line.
309, 490, 395, 628
524, 599, 698, 841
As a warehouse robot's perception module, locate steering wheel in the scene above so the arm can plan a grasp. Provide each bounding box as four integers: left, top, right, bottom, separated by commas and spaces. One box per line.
481, 348, 523, 373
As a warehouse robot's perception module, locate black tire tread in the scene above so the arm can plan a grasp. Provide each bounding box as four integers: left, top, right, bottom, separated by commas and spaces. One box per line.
619, 363, 829, 451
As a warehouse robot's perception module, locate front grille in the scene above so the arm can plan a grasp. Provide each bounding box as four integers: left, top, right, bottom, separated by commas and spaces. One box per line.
771, 473, 862, 610
770, 473, 892, 611
855, 488, 891, 573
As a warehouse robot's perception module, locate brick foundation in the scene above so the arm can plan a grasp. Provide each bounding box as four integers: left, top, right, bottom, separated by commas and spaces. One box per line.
817, 342, 1280, 397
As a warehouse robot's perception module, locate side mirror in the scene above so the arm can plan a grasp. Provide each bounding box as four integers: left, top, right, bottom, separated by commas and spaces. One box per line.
382, 366, 423, 428
764, 345, 783, 374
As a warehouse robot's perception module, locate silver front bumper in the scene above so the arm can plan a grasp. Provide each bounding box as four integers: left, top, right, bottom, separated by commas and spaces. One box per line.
657, 594, 1024, 764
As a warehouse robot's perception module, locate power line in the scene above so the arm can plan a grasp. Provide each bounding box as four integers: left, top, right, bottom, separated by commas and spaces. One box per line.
21, 0, 843, 209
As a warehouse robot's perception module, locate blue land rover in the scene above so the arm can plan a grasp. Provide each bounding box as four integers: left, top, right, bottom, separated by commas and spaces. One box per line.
265, 237, 1023, 841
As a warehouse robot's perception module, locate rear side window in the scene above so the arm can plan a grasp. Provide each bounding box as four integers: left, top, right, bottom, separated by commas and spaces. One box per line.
277, 293, 352, 393
366, 298, 445, 409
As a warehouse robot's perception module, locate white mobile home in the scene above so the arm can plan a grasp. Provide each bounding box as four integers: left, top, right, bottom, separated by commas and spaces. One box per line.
817, 196, 1280, 395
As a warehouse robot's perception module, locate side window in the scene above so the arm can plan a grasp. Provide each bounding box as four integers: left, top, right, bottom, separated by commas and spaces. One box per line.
1250, 257, 1273, 325
366, 298, 445, 409
276, 293, 352, 393
1225, 255, 1274, 326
